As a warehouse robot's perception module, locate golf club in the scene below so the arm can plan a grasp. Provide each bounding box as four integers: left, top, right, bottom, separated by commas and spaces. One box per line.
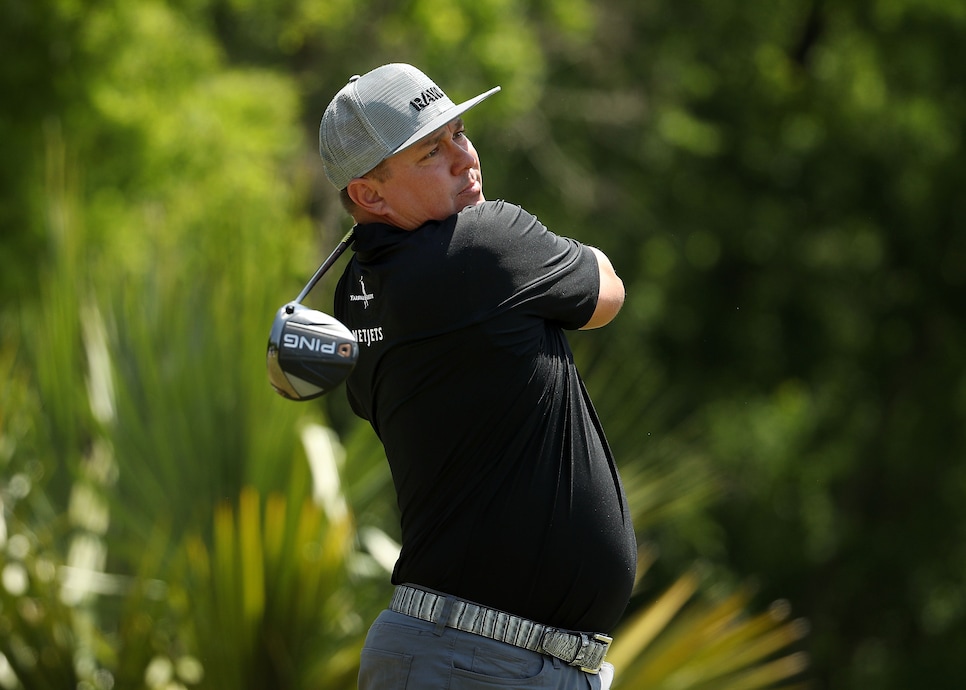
266, 229, 359, 401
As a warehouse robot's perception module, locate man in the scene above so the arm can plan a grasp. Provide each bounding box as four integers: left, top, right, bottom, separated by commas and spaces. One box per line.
320, 63, 637, 690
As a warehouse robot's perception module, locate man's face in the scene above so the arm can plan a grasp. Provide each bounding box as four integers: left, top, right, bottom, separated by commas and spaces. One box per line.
373, 118, 485, 230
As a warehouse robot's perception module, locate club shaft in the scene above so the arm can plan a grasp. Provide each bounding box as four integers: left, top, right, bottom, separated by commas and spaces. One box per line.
294, 228, 356, 304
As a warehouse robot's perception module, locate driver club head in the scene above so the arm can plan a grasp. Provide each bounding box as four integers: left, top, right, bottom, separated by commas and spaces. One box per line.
266, 303, 359, 401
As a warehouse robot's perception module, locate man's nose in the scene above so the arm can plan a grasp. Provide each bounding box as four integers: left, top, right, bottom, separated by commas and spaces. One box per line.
448, 139, 476, 173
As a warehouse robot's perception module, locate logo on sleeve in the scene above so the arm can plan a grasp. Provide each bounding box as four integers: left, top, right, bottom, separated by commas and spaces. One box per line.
350, 276, 374, 309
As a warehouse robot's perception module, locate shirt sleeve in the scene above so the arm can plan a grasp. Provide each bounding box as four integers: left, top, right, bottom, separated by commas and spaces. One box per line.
452, 201, 600, 330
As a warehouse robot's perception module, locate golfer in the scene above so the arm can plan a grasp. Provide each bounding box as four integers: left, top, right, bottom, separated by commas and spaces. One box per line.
321, 63, 637, 690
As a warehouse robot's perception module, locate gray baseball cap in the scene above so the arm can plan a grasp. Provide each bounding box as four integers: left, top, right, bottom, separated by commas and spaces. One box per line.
319, 63, 501, 190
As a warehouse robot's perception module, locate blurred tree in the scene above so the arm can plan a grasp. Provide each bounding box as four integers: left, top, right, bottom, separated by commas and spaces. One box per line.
0, 0, 97, 306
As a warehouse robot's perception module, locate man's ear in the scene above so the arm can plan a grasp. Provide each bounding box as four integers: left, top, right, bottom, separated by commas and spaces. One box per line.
346, 178, 387, 214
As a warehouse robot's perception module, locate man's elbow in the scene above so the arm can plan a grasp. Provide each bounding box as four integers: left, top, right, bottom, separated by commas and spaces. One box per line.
580, 259, 625, 330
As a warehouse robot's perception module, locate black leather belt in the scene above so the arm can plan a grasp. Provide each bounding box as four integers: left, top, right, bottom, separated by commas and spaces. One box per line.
389, 584, 612, 674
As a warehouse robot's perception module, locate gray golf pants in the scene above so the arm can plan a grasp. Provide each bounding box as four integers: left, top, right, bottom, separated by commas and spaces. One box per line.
358, 609, 615, 689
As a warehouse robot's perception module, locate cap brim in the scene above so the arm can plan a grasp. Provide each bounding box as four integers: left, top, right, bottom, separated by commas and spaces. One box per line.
392, 86, 501, 156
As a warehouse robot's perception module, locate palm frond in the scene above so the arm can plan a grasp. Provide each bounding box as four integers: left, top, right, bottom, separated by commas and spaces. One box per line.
611, 572, 809, 689
176, 484, 370, 690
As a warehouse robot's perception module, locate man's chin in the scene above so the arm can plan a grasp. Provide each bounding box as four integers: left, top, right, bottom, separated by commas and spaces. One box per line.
459, 191, 486, 208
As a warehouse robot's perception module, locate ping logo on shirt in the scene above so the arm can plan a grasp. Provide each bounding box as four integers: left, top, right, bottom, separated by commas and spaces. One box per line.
410, 87, 446, 112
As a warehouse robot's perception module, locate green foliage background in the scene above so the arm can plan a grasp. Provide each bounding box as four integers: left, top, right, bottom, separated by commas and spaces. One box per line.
1, 0, 964, 688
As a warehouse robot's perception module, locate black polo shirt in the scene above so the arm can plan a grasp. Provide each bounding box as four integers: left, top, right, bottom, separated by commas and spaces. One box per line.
334, 200, 636, 633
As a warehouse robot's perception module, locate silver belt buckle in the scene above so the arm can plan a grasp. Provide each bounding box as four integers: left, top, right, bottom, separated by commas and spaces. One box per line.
576, 632, 612, 674
542, 629, 613, 674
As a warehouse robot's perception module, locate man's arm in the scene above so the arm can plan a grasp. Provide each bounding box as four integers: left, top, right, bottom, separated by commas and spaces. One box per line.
580, 247, 625, 330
